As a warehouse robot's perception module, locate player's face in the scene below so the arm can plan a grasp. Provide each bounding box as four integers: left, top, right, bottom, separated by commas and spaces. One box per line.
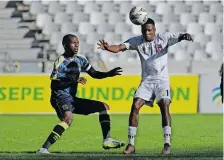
68, 37, 79, 54
141, 24, 156, 41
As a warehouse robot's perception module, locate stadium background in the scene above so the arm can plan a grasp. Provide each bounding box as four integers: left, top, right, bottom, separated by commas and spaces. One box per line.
0, 0, 223, 159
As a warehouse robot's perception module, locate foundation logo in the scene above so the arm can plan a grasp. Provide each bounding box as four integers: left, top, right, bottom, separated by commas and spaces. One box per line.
212, 86, 222, 106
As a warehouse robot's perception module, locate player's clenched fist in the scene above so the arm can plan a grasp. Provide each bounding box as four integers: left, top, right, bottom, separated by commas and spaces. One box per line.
179, 33, 193, 42
107, 67, 123, 77
77, 77, 87, 85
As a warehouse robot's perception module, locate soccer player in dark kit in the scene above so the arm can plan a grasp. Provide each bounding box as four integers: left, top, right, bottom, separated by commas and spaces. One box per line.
37, 34, 125, 154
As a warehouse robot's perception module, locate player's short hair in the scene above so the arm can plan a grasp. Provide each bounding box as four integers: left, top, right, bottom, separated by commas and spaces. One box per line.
62, 34, 77, 47
142, 18, 155, 26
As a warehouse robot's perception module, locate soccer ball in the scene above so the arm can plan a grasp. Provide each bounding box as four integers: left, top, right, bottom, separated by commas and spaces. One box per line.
129, 6, 148, 25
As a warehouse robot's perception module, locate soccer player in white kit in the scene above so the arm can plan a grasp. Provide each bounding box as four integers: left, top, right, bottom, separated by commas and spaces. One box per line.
97, 18, 193, 155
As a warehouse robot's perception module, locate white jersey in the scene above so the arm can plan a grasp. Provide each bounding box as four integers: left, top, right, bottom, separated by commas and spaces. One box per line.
123, 32, 181, 82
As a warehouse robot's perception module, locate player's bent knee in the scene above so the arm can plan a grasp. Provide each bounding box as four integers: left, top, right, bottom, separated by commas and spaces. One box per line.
102, 102, 110, 110
96, 102, 110, 113
63, 112, 73, 126
158, 98, 170, 107
132, 99, 144, 113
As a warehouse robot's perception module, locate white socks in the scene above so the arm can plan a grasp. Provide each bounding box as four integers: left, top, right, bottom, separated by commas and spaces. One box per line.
163, 126, 171, 145
128, 126, 171, 146
128, 126, 137, 146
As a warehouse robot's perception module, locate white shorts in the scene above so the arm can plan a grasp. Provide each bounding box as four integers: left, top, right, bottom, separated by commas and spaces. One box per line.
134, 80, 171, 107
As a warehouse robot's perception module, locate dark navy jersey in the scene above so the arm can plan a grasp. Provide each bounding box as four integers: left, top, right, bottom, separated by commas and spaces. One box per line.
50, 53, 91, 96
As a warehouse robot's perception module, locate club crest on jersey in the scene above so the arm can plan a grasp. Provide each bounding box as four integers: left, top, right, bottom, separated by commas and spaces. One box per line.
156, 44, 162, 52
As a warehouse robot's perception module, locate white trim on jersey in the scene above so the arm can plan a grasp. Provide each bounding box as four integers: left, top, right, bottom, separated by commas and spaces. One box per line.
86, 64, 91, 71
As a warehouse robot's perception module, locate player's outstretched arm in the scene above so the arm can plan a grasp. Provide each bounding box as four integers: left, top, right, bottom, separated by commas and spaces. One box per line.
178, 33, 193, 42
97, 40, 126, 53
166, 32, 193, 47
87, 66, 122, 79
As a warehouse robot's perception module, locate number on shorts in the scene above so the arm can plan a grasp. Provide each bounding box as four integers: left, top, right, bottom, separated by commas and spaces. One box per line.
166, 90, 169, 96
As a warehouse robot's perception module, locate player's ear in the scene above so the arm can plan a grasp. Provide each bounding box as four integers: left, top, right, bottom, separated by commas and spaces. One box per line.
153, 24, 156, 30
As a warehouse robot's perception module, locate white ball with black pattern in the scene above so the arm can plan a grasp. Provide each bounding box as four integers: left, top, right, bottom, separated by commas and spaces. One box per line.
129, 6, 148, 25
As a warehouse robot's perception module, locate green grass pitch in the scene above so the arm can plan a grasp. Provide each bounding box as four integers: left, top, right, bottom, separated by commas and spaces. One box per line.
0, 114, 222, 160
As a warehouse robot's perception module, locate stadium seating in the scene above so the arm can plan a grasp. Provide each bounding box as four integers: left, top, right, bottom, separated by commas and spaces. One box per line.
36, 13, 52, 29
65, 2, 83, 14
0, 0, 222, 73
191, 3, 208, 15
60, 22, 78, 35
193, 49, 208, 61
29, 1, 45, 16
72, 12, 89, 24
198, 12, 215, 25
119, 2, 133, 14
48, 2, 64, 15
79, 22, 95, 35
108, 12, 124, 25
50, 31, 63, 47
54, 12, 71, 25
173, 3, 190, 14
97, 22, 114, 34
194, 34, 210, 46
180, 13, 197, 26
101, 2, 118, 13
104, 32, 121, 43
90, 12, 107, 25
156, 3, 172, 15
86, 33, 104, 45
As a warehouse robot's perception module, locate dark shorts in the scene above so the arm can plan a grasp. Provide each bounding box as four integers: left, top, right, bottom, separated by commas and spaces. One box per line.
50, 90, 106, 119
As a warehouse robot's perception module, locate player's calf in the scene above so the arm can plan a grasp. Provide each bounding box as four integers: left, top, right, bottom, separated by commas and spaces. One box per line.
99, 103, 111, 140
40, 121, 69, 150
63, 111, 73, 126
98, 103, 125, 149
123, 98, 144, 154
38, 111, 71, 152
158, 99, 172, 154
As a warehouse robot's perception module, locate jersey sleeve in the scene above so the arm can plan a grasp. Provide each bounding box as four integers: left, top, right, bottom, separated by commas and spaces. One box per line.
80, 56, 92, 72
122, 36, 140, 50
50, 56, 66, 80
165, 32, 182, 47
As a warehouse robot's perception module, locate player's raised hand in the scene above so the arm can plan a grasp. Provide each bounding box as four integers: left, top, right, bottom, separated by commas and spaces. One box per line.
97, 40, 109, 50
77, 77, 87, 85
179, 33, 193, 42
107, 67, 123, 77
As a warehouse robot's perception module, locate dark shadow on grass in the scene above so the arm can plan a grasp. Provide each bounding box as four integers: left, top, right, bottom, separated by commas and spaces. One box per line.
0, 151, 222, 158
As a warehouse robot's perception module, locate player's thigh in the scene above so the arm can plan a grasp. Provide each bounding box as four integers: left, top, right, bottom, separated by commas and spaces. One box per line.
72, 97, 106, 115
134, 83, 155, 106
50, 91, 74, 120
155, 81, 171, 104
130, 97, 146, 113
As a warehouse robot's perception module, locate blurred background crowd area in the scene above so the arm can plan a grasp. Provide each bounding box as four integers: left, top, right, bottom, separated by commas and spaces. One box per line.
0, 0, 222, 74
